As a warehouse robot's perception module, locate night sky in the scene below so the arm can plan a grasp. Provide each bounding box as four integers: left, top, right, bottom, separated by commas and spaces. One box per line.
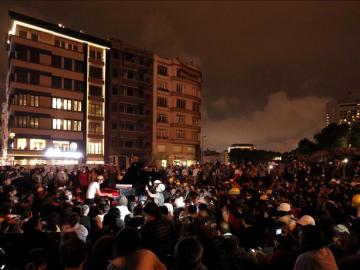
1, 1, 360, 152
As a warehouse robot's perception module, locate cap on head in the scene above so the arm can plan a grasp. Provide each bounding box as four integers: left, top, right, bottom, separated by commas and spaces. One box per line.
297, 215, 316, 226
228, 187, 240, 195
277, 202, 291, 212
154, 180, 162, 185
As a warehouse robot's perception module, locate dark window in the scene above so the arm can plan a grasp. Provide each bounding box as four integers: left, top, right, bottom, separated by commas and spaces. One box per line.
176, 99, 186, 109
52, 76, 62, 88
52, 55, 61, 68
139, 89, 144, 98
29, 50, 39, 63
17, 48, 27, 61
125, 141, 133, 148
157, 97, 168, 107
112, 86, 118, 95
139, 72, 145, 81
126, 106, 134, 114
158, 65, 168, 76
89, 66, 102, 79
89, 50, 96, 59
29, 72, 40, 85
89, 85, 102, 96
113, 68, 117, 77
64, 78, 72, 90
125, 53, 135, 62
31, 34, 38, 41
113, 50, 118, 59
29, 117, 39, 128
73, 45, 78, 52
64, 58, 72, 71
127, 88, 134, 96
74, 80, 83, 92
74, 60, 83, 72
55, 40, 60, 47
19, 30, 27, 38
17, 70, 28, 83
96, 51, 102, 60
192, 102, 200, 112
112, 122, 117, 129
125, 70, 135, 80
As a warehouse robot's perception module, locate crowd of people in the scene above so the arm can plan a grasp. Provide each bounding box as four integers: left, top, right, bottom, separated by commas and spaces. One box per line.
0, 159, 360, 270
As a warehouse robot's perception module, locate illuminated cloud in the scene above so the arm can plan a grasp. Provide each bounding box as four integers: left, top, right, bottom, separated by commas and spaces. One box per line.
203, 92, 331, 152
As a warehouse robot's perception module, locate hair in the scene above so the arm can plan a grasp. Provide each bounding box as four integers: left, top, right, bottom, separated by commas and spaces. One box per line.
300, 225, 325, 252
133, 204, 143, 216
159, 205, 169, 216
103, 207, 122, 229
219, 221, 231, 235
25, 248, 48, 270
174, 237, 204, 270
91, 235, 115, 263
60, 237, 86, 269
115, 227, 141, 257
68, 213, 80, 227
143, 202, 161, 219
118, 196, 128, 207
188, 205, 197, 215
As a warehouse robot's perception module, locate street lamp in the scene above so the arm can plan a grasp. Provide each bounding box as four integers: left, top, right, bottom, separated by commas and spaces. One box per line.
201, 135, 206, 164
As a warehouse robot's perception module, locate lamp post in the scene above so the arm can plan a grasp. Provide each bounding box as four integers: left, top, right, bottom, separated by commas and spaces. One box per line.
201, 135, 206, 164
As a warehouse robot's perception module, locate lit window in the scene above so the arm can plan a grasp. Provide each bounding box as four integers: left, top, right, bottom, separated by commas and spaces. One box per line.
88, 141, 102, 154
52, 98, 62, 109
73, 121, 81, 131
30, 95, 39, 107
176, 130, 185, 139
30, 139, 46, 150
73, 100, 82, 112
52, 119, 62, 130
17, 138, 27, 150
63, 99, 72, 110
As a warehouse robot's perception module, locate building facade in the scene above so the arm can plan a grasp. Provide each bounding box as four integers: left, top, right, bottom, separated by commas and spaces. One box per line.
3, 11, 110, 165
106, 38, 153, 167
326, 92, 360, 126
152, 55, 201, 167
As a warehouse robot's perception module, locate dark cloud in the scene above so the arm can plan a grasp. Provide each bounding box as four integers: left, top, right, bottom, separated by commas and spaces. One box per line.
1, 1, 359, 151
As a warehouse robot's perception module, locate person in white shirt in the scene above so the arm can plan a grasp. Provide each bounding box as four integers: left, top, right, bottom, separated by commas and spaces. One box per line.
85, 175, 107, 205
116, 195, 131, 221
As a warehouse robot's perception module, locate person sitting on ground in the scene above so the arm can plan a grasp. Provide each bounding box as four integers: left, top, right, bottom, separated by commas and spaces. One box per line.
173, 237, 207, 270
61, 213, 88, 242
140, 202, 174, 261
293, 225, 338, 270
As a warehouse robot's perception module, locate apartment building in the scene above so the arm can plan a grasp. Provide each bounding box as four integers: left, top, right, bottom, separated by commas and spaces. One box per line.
107, 38, 153, 166
3, 11, 110, 165
326, 92, 360, 126
153, 55, 201, 167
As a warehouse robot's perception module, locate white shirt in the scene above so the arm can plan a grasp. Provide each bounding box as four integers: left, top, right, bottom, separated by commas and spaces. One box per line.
116, 205, 131, 221
86, 181, 100, 199
62, 223, 88, 242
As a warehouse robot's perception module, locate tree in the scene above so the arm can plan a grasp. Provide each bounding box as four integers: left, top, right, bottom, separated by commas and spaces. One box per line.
349, 122, 360, 147
297, 138, 316, 156
314, 123, 350, 150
